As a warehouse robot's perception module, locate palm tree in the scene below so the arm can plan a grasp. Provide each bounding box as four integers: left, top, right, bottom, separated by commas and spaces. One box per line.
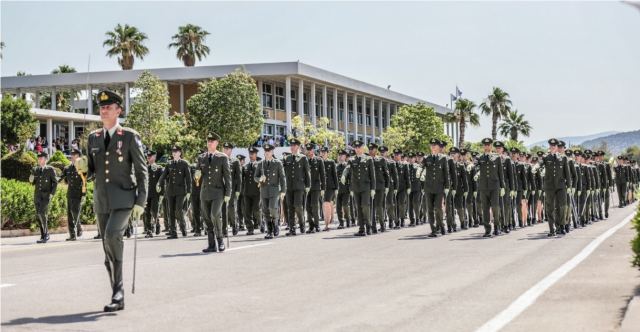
498, 110, 532, 141
103, 24, 149, 70
479, 87, 512, 140
40, 65, 78, 111
168, 24, 211, 67
51, 64, 76, 74
1, 41, 5, 59
444, 98, 479, 147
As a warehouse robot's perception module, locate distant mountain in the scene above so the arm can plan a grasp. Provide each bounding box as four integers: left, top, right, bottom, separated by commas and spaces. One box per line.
582, 130, 640, 155
528, 131, 619, 148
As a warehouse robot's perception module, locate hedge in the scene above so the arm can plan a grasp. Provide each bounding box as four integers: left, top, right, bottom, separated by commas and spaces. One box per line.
1, 178, 96, 230
632, 195, 640, 268
1, 149, 37, 182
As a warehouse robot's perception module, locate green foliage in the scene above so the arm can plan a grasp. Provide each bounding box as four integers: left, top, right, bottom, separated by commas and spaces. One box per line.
124, 71, 171, 149
48, 150, 70, 166
186, 70, 263, 147
168, 24, 211, 67
631, 202, 640, 268
103, 24, 149, 70
382, 103, 449, 152
504, 140, 527, 153
1, 94, 38, 146
1, 150, 37, 181
499, 110, 532, 141
157, 114, 202, 161
462, 141, 484, 154
624, 145, 640, 162
444, 98, 479, 147
479, 87, 512, 140
291, 116, 345, 157
530, 145, 546, 155
0, 178, 95, 230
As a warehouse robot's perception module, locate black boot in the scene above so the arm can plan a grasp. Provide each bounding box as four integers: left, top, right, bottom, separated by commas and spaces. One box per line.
217, 238, 225, 252
202, 232, 218, 253
155, 223, 160, 235
104, 262, 125, 312
273, 222, 280, 237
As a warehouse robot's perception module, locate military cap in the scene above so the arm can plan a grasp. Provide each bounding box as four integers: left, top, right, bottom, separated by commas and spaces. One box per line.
440, 141, 448, 147
70, 148, 82, 156
263, 143, 275, 151
379, 146, 389, 153
236, 154, 246, 160
597, 150, 605, 156
207, 132, 221, 141
352, 140, 364, 148
557, 140, 566, 148
493, 140, 505, 148
320, 146, 330, 153
368, 142, 379, 150
393, 148, 402, 155
256, 156, 263, 161
416, 151, 425, 157
223, 142, 234, 149
248, 146, 259, 153
408, 152, 416, 158
37, 151, 48, 158
565, 149, 573, 156
146, 150, 156, 156
460, 149, 468, 155
631, 160, 637, 164
481, 138, 493, 145
548, 138, 559, 146
536, 151, 545, 157
349, 149, 356, 156
532, 156, 539, 162
471, 151, 479, 158
338, 149, 349, 156
510, 147, 520, 154
449, 147, 460, 154
616, 155, 623, 160
289, 137, 302, 145
429, 138, 441, 145
526, 153, 532, 158
96, 90, 123, 107
574, 150, 583, 157
305, 142, 316, 150
282, 152, 291, 156
171, 145, 182, 151
584, 149, 593, 155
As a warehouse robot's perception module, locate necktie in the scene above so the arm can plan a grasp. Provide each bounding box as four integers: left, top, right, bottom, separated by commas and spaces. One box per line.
104, 130, 111, 149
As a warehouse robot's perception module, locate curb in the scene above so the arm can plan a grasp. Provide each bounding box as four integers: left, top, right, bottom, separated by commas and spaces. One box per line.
1, 224, 98, 238
621, 295, 640, 332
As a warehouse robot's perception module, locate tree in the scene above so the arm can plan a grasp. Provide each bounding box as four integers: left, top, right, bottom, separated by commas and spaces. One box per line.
157, 114, 202, 161
168, 24, 211, 67
0, 41, 4, 59
39, 65, 78, 111
103, 24, 149, 70
504, 139, 527, 153
444, 98, 479, 147
291, 115, 345, 157
123, 71, 171, 149
498, 110, 532, 141
381, 103, 450, 152
1, 95, 38, 147
625, 146, 640, 163
186, 70, 263, 147
479, 87, 512, 140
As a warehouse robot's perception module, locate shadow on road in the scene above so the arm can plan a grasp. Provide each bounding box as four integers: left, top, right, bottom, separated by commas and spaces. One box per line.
1, 311, 115, 326
449, 235, 489, 241
160, 252, 209, 258
322, 235, 361, 240
517, 233, 554, 241
398, 234, 434, 240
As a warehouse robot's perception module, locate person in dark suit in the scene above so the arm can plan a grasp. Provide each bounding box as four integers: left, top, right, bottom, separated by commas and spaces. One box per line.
29, 151, 58, 243
158, 145, 191, 238
254, 143, 286, 239
60, 148, 85, 241
144, 150, 163, 238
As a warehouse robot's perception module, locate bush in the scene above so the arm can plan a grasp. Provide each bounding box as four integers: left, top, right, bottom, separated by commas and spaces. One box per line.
1, 149, 37, 182
48, 150, 70, 166
0, 178, 96, 230
632, 192, 640, 268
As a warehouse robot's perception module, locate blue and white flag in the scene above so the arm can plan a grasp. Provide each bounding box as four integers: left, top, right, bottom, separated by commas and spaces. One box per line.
456, 86, 463, 97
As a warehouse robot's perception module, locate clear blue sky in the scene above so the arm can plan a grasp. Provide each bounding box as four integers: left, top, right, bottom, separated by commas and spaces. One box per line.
2, 1, 639, 144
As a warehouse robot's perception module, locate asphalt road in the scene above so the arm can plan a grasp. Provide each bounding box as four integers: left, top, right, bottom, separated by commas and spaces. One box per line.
2, 202, 639, 332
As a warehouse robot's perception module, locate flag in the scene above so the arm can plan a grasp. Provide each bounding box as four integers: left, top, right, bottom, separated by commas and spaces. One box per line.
456, 86, 462, 97
450, 93, 457, 101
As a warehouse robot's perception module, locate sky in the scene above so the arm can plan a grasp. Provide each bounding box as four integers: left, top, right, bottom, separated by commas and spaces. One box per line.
2, 1, 639, 145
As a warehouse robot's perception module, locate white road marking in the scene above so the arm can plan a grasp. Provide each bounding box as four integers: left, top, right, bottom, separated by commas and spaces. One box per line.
0, 283, 15, 288
226, 242, 273, 252
475, 211, 636, 332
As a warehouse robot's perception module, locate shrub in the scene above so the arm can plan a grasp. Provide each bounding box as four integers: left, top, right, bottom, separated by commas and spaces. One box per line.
48, 150, 70, 166
1, 149, 37, 182
632, 191, 640, 268
81, 182, 96, 225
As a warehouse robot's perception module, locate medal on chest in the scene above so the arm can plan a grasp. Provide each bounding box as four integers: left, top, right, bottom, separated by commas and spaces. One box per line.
117, 140, 123, 162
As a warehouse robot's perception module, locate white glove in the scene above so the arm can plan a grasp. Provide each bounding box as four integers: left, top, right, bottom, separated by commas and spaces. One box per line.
236, 191, 240, 198
29, 174, 34, 183
280, 192, 286, 200
370, 190, 375, 198
510, 190, 516, 198
321, 190, 325, 197
259, 175, 266, 183
406, 188, 411, 195
194, 170, 202, 179
473, 191, 477, 198
340, 175, 346, 185
394, 189, 398, 195
385, 188, 389, 195
350, 191, 354, 198
335, 190, 338, 197
224, 196, 230, 203
156, 184, 161, 193
464, 192, 468, 199
473, 173, 479, 181
305, 187, 310, 194
523, 190, 528, 197
500, 188, 505, 197
185, 193, 191, 202
537, 190, 542, 196
444, 189, 449, 196
420, 174, 426, 182
451, 190, 456, 196
577, 190, 581, 197
131, 204, 145, 220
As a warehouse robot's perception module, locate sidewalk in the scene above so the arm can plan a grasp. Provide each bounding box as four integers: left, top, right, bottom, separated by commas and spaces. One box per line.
621, 291, 640, 332
1, 224, 98, 238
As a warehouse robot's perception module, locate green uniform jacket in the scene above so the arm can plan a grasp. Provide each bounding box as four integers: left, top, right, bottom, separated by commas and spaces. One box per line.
33, 165, 58, 195
159, 159, 192, 197
60, 164, 84, 198
254, 158, 286, 198
337, 162, 351, 193
372, 156, 390, 190
475, 153, 505, 191
283, 153, 311, 191
87, 125, 148, 213
230, 157, 243, 195
308, 156, 326, 191
387, 159, 399, 191
421, 154, 451, 194
395, 161, 410, 192
242, 160, 261, 196
323, 159, 339, 191
541, 153, 572, 190
345, 154, 376, 192
147, 164, 164, 199
196, 151, 232, 200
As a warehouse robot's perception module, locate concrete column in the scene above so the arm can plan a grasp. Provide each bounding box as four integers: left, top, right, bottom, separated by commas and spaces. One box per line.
378, 99, 383, 143
322, 85, 328, 126
87, 86, 93, 114
353, 94, 358, 140
362, 96, 367, 143
343, 91, 349, 142
68, 120, 75, 142
51, 88, 56, 111
179, 83, 185, 114
257, 80, 264, 113
333, 87, 338, 130
310, 82, 316, 126
386, 102, 391, 128
46, 118, 53, 153
298, 79, 304, 125
35, 91, 40, 108
285, 77, 292, 135
125, 83, 130, 114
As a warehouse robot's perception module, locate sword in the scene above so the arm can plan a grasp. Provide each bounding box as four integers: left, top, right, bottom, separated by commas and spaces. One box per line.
132, 215, 139, 294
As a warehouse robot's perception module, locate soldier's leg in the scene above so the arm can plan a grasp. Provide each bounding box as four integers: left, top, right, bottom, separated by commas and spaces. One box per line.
67, 197, 76, 239
362, 190, 372, 233
70, 197, 82, 238
243, 195, 254, 233
101, 208, 132, 304
408, 191, 415, 225
261, 196, 273, 237
386, 191, 396, 230
166, 196, 177, 237
604, 189, 610, 218
337, 193, 345, 227
174, 194, 187, 236
228, 195, 238, 235
489, 190, 501, 235
192, 195, 202, 235
312, 190, 321, 231
237, 195, 245, 230
222, 201, 228, 235
285, 192, 295, 234
455, 192, 466, 229
210, 198, 226, 250
434, 192, 445, 235
445, 193, 455, 231
412, 191, 421, 226
425, 193, 437, 235
557, 188, 568, 233
143, 200, 152, 236
544, 190, 557, 234
295, 190, 306, 233
374, 189, 386, 231
162, 197, 170, 232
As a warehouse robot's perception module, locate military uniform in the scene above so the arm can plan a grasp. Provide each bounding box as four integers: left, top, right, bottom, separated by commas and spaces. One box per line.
158, 147, 192, 238
30, 153, 58, 243
87, 90, 148, 312
369, 143, 389, 233
408, 153, 422, 227
144, 152, 163, 237
512, 149, 529, 228
342, 140, 376, 236
394, 150, 411, 228
336, 150, 352, 229
614, 156, 629, 207
196, 132, 232, 252
189, 163, 203, 236
283, 138, 311, 235
444, 145, 459, 232
420, 139, 451, 237
475, 138, 505, 237
305, 143, 326, 233
321, 146, 339, 230
254, 144, 286, 239
60, 150, 85, 240
382, 146, 399, 230
242, 147, 262, 235
493, 141, 515, 233
540, 138, 572, 236
450, 148, 469, 230
222, 143, 242, 236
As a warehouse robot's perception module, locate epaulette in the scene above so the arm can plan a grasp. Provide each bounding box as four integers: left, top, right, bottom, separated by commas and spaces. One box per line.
120, 126, 140, 136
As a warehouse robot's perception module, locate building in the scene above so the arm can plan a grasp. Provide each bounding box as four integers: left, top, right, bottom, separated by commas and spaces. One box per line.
1, 61, 459, 151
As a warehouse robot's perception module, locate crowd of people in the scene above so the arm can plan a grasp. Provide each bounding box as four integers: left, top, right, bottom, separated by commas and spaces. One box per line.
15, 136, 81, 155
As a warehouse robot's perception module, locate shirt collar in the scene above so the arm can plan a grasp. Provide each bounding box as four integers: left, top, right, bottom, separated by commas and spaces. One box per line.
103, 124, 120, 137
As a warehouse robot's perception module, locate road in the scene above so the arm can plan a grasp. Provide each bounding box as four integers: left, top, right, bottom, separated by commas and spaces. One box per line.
2, 202, 639, 332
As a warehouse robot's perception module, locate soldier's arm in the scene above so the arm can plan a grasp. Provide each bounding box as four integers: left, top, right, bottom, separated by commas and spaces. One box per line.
462, 167, 469, 192
278, 162, 286, 194
319, 159, 326, 191
383, 161, 390, 189
222, 156, 232, 197
303, 157, 311, 188
506, 159, 515, 190
448, 159, 457, 190
563, 159, 572, 188
331, 162, 339, 189
158, 165, 168, 188
235, 161, 242, 193
87, 135, 95, 178
497, 158, 505, 189
184, 162, 192, 193
131, 134, 149, 207
368, 158, 376, 190
253, 161, 263, 184
522, 166, 529, 192
49, 168, 58, 195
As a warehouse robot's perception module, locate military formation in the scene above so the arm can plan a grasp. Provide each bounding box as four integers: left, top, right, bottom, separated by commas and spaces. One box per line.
26, 89, 640, 312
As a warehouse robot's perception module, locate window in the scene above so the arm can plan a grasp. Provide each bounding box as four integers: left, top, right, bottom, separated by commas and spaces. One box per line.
328, 98, 334, 119
374, 116, 379, 128
275, 86, 285, 111
263, 124, 274, 136
358, 113, 363, 125
366, 115, 371, 126
348, 111, 354, 123
315, 92, 322, 117
291, 89, 297, 113
303, 92, 309, 115
262, 83, 273, 108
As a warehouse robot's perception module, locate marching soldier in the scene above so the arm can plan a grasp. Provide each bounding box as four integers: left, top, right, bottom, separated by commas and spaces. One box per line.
144, 151, 163, 238
83, 90, 148, 312
408, 153, 422, 227
158, 146, 192, 239
336, 150, 352, 229
320, 146, 338, 231
450, 147, 469, 229
255, 143, 286, 239
381, 146, 399, 230
305, 143, 326, 233
236, 154, 246, 231
511, 148, 529, 228
369, 143, 390, 233
393, 149, 410, 228
475, 138, 505, 237
419, 138, 451, 237
462, 149, 479, 228
614, 155, 629, 208
443, 142, 459, 233
60, 148, 85, 241
196, 132, 231, 253
242, 147, 262, 235
595, 151, 612, 219
342, 140, 376, 236
29, 152, 58, 243
494, 141, 515, 233
540, 138, 572, 236
190, 162, 203, 236
283, 138, 311, 235
222, 143, 242, 236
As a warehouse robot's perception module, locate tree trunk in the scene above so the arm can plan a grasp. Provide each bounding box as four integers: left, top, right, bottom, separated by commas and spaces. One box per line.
510, 128, 518, 141
183, 55, 195, 67
491, 112, 498, 140
459, 118, 466, 148
120, 54, 134, 70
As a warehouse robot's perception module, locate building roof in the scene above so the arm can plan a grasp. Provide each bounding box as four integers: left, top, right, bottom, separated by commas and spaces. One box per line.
1, 61, 448, 114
